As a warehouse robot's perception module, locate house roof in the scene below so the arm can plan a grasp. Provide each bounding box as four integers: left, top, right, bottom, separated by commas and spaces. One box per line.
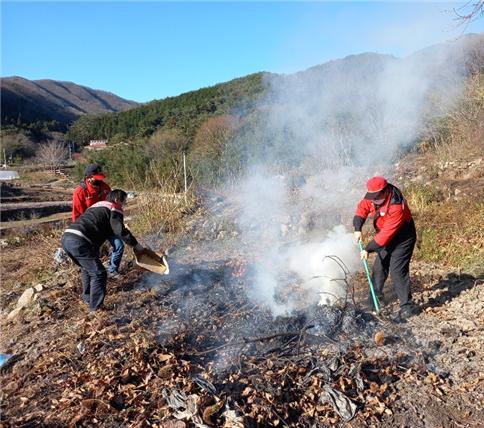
0, 170, 20, 180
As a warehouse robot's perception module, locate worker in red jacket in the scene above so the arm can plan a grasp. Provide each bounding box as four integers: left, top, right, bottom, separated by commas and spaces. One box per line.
72, 164, 124, 278
353, 176, 418, 320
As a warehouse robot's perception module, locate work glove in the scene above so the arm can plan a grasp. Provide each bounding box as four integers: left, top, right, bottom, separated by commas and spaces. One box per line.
133, 244, 147, 257
353, 231, 362, 243
360, 250, 369, 260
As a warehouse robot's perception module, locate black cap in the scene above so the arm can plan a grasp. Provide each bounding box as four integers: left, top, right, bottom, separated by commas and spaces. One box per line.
84, 163, 102, 177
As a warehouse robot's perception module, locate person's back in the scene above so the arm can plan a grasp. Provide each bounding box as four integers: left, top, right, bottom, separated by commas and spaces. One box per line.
67, 201, 137, 250
71, 164, 124, 276
62, 189, 144, 312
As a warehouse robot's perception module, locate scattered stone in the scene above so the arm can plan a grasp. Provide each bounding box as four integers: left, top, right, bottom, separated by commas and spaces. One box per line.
77, 342, 86, 354
7, 307, 22, 320
34, 284, 44, 292
458, 319, 478, 332
16, 288, 35, 309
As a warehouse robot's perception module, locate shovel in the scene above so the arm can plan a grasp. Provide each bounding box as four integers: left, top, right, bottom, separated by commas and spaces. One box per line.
358, 240, 380, 314
135, 248, 170, 275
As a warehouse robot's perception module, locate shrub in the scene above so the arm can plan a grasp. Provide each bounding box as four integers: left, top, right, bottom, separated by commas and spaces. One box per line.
413, 198, 484, 273
402, 183, 444, 212
189, 115, 240, 186
80, 129, 189, 191
130, 188, 198, 239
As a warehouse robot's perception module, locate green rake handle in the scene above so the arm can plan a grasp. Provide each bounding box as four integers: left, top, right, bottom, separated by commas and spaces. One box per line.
358, 240, 380, 314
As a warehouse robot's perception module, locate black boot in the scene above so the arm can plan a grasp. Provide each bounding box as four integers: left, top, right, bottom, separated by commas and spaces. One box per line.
392, 302, 419, 323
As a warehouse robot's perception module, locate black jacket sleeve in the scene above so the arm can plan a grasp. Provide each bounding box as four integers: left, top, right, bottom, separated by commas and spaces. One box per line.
353, 215, 366, 232
366, 239, 384, 253
110, 210, 138, 247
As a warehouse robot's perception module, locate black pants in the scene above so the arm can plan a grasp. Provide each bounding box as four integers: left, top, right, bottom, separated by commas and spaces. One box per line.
61, 233, 107, 311
371, 220, 416, 307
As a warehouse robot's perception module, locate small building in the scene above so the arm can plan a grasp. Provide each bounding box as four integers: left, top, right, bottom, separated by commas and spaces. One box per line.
88, 140, 108, 150
0, 170, 20, 181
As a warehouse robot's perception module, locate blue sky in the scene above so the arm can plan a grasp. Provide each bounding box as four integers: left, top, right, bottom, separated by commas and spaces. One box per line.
1, 1, 482, 102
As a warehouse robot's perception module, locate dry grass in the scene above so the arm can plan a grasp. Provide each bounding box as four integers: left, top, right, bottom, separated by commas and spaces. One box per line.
412, 198, 484, 274
403, 183, 444, 212
402, 73, 484, 275
420, 73, 484, 163
129, 190, 199, 240
0, 226, 64, 311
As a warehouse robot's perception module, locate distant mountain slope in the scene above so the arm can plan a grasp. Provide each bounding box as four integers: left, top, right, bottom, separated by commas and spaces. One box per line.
1, 77, 138, 125
67, 33, 483, 147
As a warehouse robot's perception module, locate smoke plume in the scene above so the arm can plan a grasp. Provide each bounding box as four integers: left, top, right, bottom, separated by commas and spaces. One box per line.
225, 35, 480, 315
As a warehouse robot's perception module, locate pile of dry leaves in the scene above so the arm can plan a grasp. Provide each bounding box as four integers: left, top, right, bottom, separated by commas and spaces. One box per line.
1, 255, 465, 427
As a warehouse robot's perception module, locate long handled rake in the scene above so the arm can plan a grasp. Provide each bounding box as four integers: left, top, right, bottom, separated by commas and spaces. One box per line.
358, 240, 380, 314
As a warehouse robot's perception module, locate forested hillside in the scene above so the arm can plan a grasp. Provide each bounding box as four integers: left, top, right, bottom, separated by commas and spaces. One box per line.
66, 72, 268, 144
76, 34, 483, 189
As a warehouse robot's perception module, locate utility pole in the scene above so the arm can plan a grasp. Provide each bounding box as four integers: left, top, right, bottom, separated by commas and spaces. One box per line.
183, 151, 188, 200
3, 148, 6, 168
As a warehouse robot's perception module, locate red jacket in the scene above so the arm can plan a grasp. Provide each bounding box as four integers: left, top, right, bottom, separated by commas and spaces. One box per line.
72, 179, 111, 221
353, 184, 412, 252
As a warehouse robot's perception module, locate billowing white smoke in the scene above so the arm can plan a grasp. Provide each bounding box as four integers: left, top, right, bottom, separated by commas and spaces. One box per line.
287, 226, 361, 307
226, 36, 479, 315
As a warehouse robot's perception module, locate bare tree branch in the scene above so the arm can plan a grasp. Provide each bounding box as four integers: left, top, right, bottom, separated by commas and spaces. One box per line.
454, 0, 484, 25
36, 141, 68, 171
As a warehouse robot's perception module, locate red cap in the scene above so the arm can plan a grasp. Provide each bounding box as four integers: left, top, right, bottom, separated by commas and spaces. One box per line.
90, 173, 106, 181
365, 176, 388, 199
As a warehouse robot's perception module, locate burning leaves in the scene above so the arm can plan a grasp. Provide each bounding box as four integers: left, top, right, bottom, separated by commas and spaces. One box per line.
0, 277, 412, 426
1, 251, 482, 427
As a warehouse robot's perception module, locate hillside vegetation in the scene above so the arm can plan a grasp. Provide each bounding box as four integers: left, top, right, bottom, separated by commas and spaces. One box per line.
67, 73, 267, 143
1, 77, 138, 126
402, 73, 484, 272
75, 34, 483, 190
0, 77, 138, 160
71, 72, 267, 188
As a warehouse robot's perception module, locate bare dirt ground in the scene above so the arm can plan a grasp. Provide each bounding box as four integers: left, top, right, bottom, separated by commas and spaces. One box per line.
0, 153, 483, 427
0, 194, 482, 427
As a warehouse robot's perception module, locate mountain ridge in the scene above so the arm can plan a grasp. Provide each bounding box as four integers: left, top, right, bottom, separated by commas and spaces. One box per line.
1, 76, 138, 126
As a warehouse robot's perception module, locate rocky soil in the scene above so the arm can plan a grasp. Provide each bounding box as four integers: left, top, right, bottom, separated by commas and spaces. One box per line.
1, 150, 483, 426
0, 195, 482, 427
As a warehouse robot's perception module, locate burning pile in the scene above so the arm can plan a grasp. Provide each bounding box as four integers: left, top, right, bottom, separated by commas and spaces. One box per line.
92, 256, 444, 426
0, 253, 463, 427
